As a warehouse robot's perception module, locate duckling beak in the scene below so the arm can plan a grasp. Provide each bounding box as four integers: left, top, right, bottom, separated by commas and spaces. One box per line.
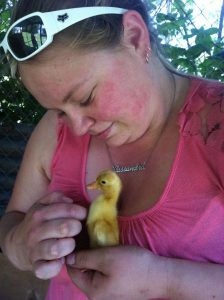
86, 181, 98, 190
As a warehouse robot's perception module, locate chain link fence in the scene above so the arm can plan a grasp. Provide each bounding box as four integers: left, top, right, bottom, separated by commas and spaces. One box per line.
0, 80, 45, 215
0, 0, 224, 216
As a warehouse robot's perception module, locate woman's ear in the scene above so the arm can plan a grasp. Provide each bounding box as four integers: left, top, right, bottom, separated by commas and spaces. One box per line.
122, 11, 151, 61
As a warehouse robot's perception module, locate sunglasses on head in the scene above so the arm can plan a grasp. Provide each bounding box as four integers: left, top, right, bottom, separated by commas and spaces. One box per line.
0, 6, 127, 62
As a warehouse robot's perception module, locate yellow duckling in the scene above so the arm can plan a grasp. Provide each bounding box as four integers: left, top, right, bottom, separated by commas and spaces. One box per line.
86, 170, 122, 248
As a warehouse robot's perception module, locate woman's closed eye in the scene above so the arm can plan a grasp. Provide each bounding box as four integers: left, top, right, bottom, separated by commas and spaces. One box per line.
57, 109, 66, 117
80, 93, 93, 107
54, 95, 93, 117
80, 85, 96, 107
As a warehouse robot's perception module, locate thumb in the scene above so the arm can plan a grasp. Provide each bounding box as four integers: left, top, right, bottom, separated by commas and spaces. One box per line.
67, 248, 110, 273
66, 250, 108, 297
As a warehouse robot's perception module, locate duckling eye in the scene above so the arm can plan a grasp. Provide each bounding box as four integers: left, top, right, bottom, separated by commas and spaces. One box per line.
101, 180, 106, 185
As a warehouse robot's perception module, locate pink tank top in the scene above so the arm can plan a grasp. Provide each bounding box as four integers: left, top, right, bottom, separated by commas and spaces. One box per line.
45, 78, 224, 300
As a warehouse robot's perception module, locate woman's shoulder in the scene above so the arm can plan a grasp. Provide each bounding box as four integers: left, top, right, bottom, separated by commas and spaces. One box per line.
25, 110, 58, 178
32, 109, 58, 139
184, 77, 224, 107
7, 111, 59, 212
178, 77, 224, 149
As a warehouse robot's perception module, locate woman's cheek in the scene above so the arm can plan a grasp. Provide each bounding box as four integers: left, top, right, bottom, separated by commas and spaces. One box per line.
96, 79, 149, 121
95, 84, 125, 118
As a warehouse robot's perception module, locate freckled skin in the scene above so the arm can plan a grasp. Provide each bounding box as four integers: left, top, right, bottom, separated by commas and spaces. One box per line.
88, 58, 152, 146
95, 79, 147, 120
19, 47, 160, 147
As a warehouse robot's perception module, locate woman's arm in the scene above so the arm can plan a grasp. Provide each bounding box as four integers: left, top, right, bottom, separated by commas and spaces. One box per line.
0, 111, 87, 279
168, 256, 224, 300
67, 246, 224, 300
5, 110, 58, 212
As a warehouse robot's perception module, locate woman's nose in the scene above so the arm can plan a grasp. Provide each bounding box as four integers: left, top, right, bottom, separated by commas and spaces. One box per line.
68, 113, 95, 136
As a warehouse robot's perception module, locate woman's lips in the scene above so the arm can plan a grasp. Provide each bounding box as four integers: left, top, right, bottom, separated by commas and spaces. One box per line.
95, 124, 113, 140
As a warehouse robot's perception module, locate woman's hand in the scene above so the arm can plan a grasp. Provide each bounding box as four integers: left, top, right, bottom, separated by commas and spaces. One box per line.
5, 192, 87, 279
67, 246, 224, 300
66, 245, 169, 300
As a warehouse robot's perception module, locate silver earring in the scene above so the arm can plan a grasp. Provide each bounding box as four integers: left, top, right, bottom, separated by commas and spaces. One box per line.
145, 47, 151, 64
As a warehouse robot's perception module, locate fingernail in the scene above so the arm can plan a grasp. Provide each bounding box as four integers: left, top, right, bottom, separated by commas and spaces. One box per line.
66, 254, 75, 265
51, 245, 58, 256
60, 223, 68, 235
61, 257, 65, 264
79, 207, 87, 219
62, 197, 73, 203
71, 206, 87, 219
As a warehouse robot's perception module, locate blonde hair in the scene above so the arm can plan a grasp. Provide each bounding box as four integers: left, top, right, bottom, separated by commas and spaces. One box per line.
9, 0, 177, 77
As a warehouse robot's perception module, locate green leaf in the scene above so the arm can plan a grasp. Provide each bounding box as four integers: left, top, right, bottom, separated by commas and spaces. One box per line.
187, 44, 209, 59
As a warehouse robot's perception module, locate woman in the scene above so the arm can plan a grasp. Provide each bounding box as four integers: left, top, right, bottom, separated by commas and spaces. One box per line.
1, 0, 224, 299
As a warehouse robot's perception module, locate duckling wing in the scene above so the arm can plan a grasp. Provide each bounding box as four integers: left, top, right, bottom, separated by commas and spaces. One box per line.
88, 218, 119, 248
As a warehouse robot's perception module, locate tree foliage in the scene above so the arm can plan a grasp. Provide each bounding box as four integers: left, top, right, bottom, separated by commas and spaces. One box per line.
0, 0, 45, 125
0, 0, 223, 124
148, 0, 224, 79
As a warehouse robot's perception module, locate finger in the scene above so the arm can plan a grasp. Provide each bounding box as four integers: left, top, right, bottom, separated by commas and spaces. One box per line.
31, 238, 75, 262
39, 191, 68, 204
33, 218, 82, 241
32, 202, 87, 222
66, 253, 76, 265
71, 248, 112, 273
34, 258, 64, 279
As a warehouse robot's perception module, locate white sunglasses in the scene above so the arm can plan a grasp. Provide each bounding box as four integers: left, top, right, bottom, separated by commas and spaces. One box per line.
0, 6, 127, 62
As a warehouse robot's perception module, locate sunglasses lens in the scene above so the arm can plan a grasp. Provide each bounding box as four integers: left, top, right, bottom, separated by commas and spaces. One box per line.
8, 16, 47, 59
